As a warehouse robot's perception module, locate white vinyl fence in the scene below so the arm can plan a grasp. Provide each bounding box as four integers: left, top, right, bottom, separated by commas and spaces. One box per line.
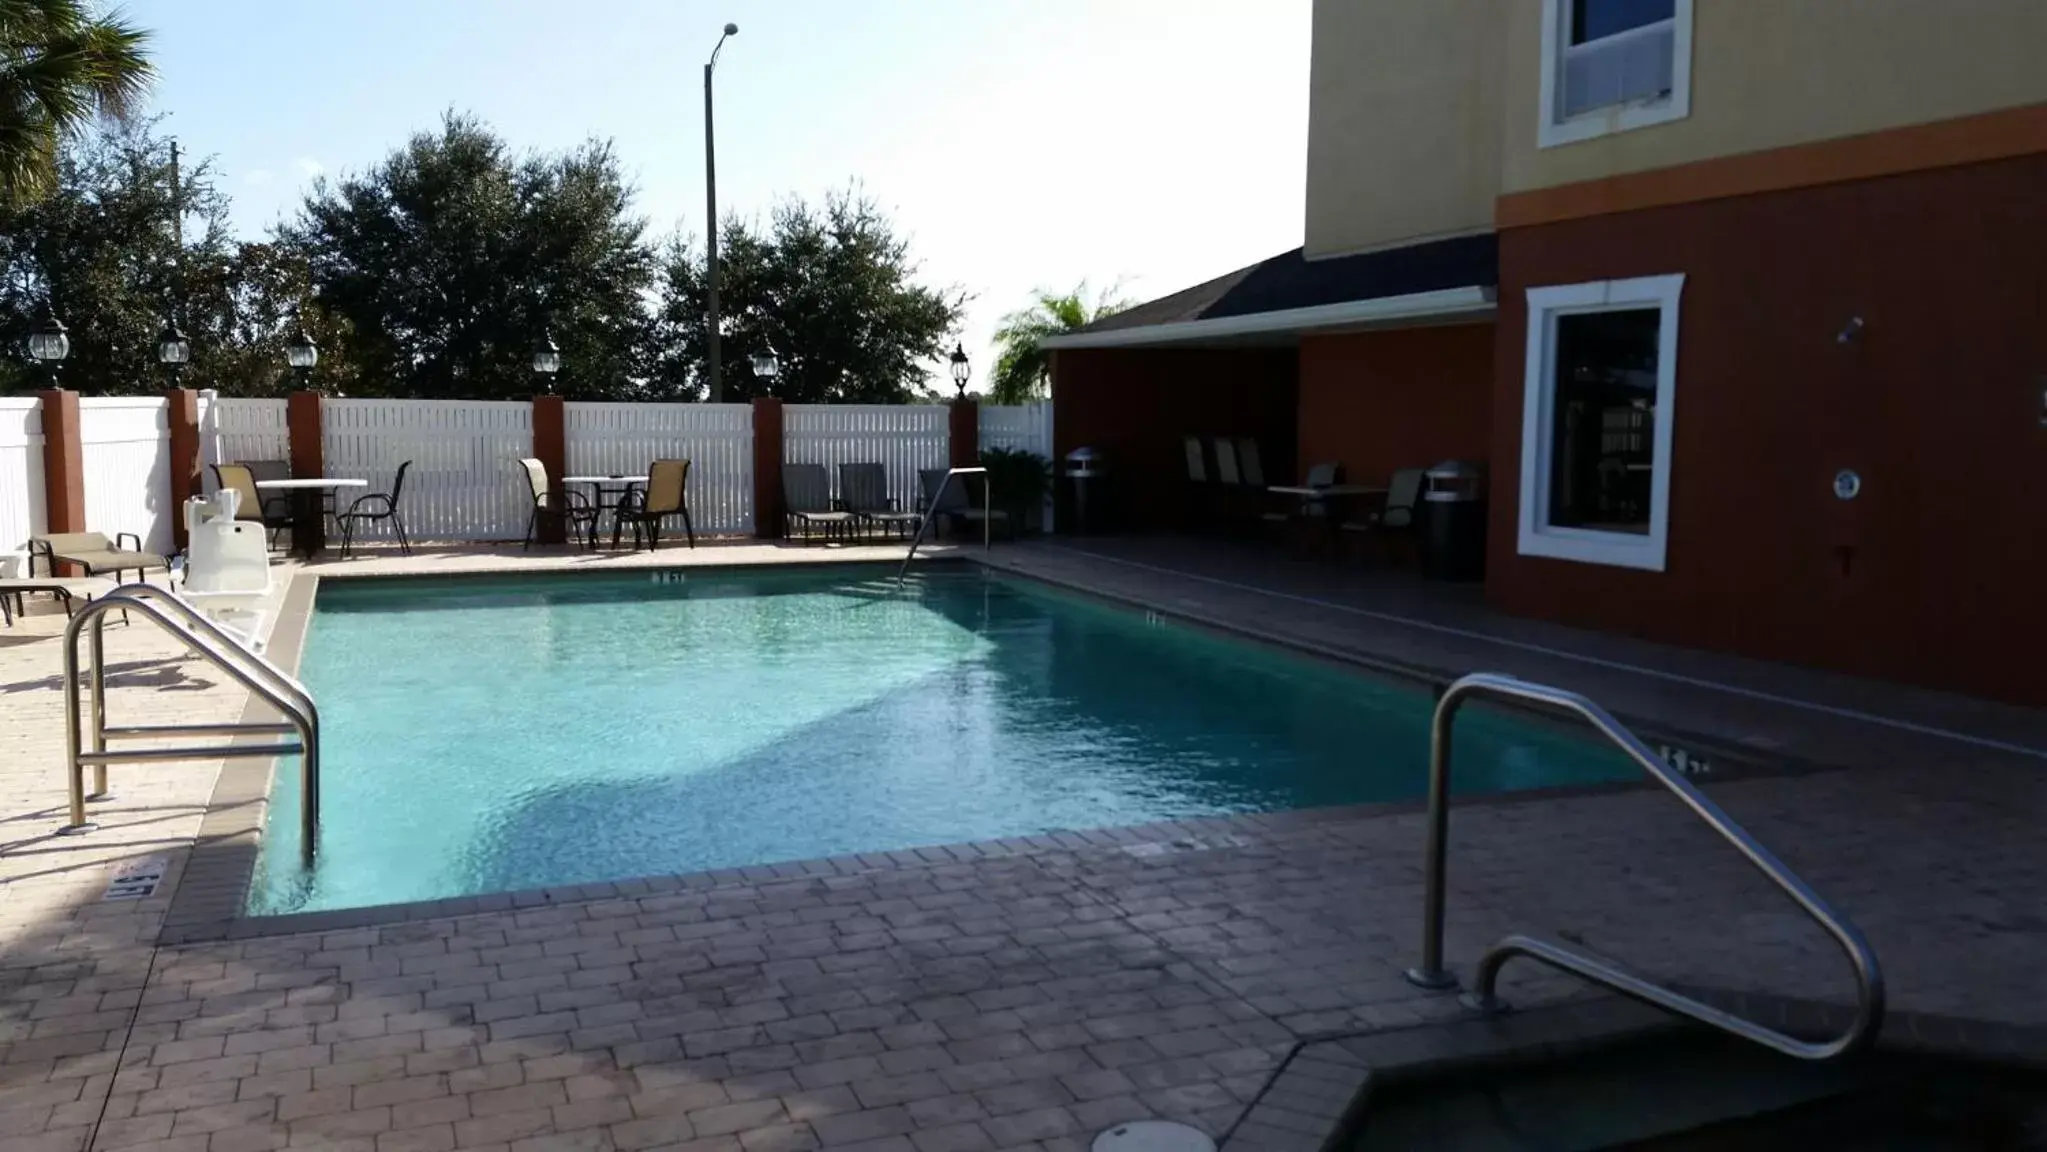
978, 403, 1054, 460
323, 399, 534, 542
76, 397, 175, 558
206, 397, 290, 474
565, 402, 754, 534
0, 399, 46, 574
783, 404, 949, 512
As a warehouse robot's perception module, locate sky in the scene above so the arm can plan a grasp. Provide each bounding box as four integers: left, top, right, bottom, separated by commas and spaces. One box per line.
140, 0, 1311, 393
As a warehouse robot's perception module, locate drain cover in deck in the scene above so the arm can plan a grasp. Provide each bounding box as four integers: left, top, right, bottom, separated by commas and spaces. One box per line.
1093, 1121, 1215, 1152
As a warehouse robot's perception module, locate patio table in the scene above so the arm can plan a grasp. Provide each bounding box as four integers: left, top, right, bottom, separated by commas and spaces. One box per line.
1267, 485, 1389, 556
255, 478, 368, 559
564, 476, 648, 547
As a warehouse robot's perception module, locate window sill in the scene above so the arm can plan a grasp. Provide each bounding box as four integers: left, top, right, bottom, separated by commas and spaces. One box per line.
1517, 525, 1667, 572
1539, 96, 1688, 149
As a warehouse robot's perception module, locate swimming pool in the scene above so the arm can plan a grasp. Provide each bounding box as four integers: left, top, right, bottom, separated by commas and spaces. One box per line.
250, 566, 1632, 915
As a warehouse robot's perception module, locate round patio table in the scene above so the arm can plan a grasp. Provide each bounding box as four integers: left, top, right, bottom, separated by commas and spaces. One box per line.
254, 478, 368, 559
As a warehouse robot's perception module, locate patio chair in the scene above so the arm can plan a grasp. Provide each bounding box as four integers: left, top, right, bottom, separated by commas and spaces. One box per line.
1182, 436, 1212, 528
0, 575, 115, 626
519, 457, 598, 550
782, 463, 859, 544
336, 461, 413, 560
1261, 460, 1345, 530
28, 532, 170, 585
214, 462, 295, 548
1342, 467, 1427, 560
611, 459, 695, 551
839, 463, 921, 539
919, 468, 1010, 540
1237, 440, 1266, 487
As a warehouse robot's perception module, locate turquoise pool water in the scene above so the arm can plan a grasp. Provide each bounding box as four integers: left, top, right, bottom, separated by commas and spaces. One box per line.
251, 567, 1632, 915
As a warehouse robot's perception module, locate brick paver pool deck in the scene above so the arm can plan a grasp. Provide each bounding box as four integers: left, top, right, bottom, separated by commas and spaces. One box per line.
2, 538, 2041, 1152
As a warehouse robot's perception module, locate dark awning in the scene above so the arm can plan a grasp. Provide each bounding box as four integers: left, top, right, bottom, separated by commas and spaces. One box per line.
1043, 233, 1497, 350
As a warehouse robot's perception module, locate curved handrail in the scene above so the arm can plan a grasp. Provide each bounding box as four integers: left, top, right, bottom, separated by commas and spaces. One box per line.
1403, 671, 1884, 1061
897, 465, 992, 583
98, 583, 315, 707
64, 586, 321, 866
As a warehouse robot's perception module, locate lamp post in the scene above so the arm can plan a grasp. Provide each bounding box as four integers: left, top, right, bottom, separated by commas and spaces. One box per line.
949, 343, 971, 398
285, 314, 319, 394
749, 343, 779, 395
156, 318, 191, 387
532, 329, 562, 393
704, 21, 739, 403
29, 305, 70, 388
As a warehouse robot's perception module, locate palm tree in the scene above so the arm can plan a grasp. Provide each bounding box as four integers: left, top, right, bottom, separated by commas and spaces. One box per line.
1, 0, 155, 207
987, 282, 1129, 405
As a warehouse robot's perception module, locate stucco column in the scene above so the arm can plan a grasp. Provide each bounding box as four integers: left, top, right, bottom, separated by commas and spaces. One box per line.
531, 395, 568, 545
752, 397, 783, 539
948, 397, 979, 468
286, 392, 324, 479
36, 389, 85, 574
166, 388, 202, 551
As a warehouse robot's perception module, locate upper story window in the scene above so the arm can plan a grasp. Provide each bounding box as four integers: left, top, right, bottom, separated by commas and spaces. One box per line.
1539, 0, 1693, 148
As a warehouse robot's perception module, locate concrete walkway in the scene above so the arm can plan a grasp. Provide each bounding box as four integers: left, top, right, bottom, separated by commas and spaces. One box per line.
0, 540, 2040, 1152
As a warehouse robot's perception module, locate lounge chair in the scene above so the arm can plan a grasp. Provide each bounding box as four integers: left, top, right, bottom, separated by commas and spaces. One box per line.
782, 464, 859, 544
336, 461, 413, 559
611, 459, 695, 550
28, 532, 170, 585
214, 463, 295, 548
839, 463, 921, 539
0, 576, 115, 626
519, 458, 598, 550
919, 468, 1010, 540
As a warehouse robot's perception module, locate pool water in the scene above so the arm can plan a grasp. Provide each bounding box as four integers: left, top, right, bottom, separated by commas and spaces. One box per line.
251, 567, 1633, 915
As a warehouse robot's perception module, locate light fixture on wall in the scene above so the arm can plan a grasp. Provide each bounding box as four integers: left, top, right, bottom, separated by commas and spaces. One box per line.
1836, 316, 1864, 345
156, 318, 191, 386
29, 304, 70, 386
949, 343, 971, 398
532, 329, 562, 394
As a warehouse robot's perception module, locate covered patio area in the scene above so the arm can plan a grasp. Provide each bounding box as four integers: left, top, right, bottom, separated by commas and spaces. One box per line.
1044, 236, 1497, 546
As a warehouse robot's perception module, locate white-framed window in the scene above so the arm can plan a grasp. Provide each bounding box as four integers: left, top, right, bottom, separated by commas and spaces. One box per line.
1517, 275, 1683, 572
1537, 0, 1693, 148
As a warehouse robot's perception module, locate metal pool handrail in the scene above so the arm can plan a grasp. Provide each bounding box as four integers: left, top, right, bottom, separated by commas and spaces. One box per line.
897, 465, 991, 583
1403, 671, 1884, 1061
60, 584, 322, 867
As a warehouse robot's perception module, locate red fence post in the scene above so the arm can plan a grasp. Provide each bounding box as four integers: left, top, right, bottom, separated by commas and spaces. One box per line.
532, 395, 568, 545
753, 397, 783, 539
37, 389, 85, 574
949, 398, 979, 468
167, 388, 201, 551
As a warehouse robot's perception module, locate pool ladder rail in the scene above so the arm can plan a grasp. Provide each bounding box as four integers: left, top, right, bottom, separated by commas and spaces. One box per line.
58, 583, 321, 867
897, 465, 991, 583
1404, 672, 1885, 1062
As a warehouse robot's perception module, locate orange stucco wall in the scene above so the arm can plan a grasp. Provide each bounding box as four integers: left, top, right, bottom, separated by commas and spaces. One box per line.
1296, 324, 1495, 490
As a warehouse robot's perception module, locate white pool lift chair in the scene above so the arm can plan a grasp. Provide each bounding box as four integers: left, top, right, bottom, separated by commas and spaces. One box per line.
179, 488, 274, 651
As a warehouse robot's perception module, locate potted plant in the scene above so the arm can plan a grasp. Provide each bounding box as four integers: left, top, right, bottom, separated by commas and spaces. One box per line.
977, 447, 1053, 534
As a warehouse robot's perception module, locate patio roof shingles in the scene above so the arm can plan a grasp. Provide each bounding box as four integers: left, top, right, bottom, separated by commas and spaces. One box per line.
1075, 233, 1499, 336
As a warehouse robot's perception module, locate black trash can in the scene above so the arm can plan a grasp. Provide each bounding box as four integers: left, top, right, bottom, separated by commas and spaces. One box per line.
1064, 447, 1104, 535
1420, 460, 1486, 581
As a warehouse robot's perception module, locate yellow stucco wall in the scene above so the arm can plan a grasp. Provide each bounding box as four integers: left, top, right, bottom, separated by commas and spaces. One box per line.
1304, 0, 2047, 251
1304, 0, 1502, 258
1502, 0, 2047, 192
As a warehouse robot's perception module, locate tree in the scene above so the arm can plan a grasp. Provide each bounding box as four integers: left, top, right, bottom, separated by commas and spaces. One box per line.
987, 283, 1130, 404
281, 112, 656, 400
1, 0, 154, 208
653, 189, 966, 403
0, 116, 255, 395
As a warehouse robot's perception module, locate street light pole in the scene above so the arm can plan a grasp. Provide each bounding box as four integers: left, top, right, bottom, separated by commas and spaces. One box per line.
704, 22, 738, 403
